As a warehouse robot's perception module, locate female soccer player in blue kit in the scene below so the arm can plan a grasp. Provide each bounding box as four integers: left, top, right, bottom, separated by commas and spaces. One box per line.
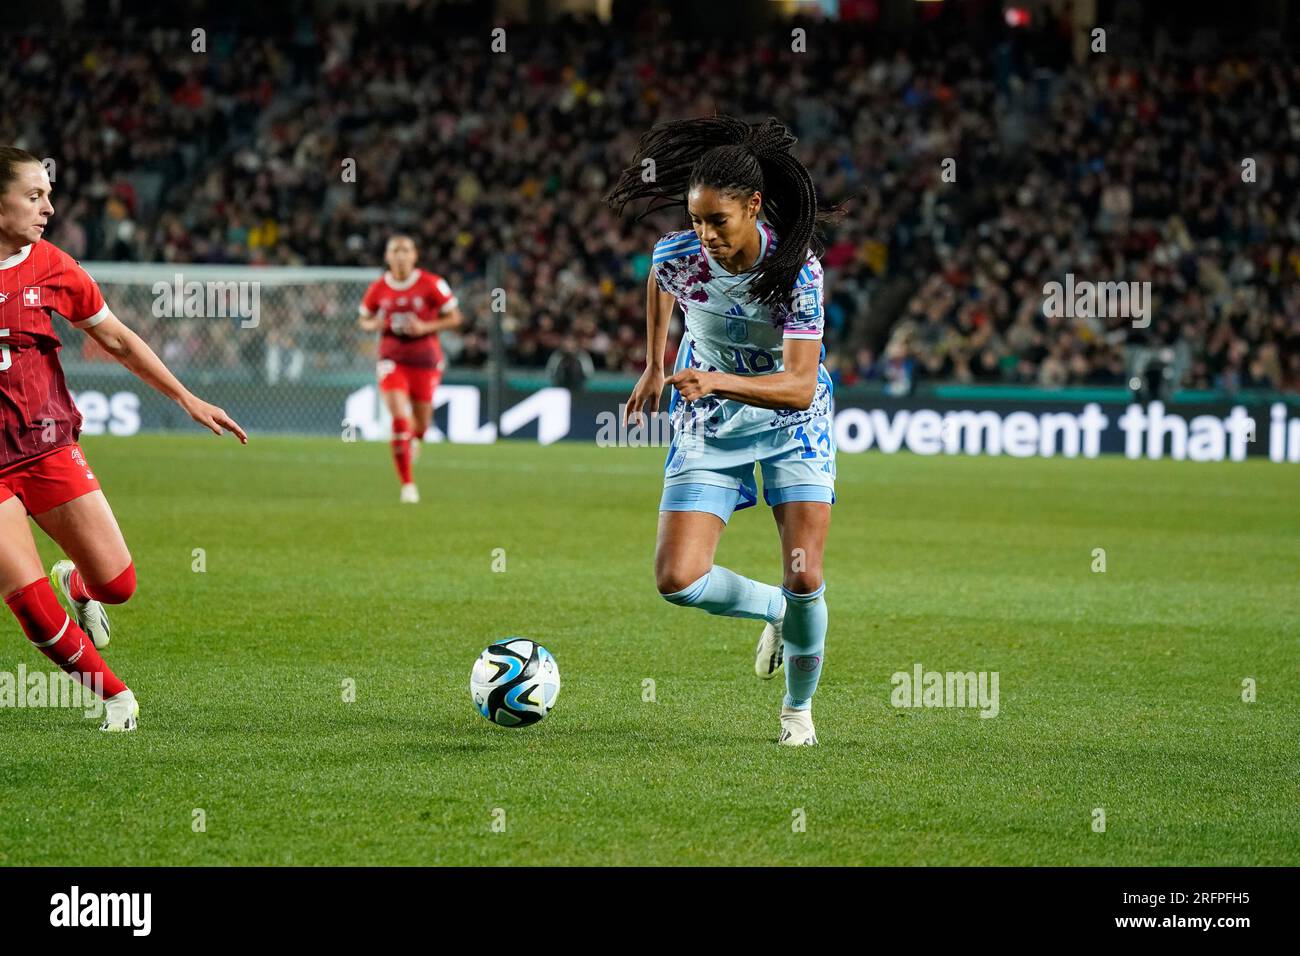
606, 116, 838, 746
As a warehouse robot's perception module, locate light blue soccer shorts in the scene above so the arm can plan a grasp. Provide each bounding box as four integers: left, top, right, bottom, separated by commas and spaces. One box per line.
659, 415, 837, 523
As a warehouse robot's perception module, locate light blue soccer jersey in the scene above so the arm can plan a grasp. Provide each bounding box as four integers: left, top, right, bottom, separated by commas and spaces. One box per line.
653, 222, 830, 439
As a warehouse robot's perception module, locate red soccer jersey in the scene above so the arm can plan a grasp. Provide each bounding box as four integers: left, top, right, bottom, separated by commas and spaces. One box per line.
360, 269, 457, 370
0, 241, 110, 469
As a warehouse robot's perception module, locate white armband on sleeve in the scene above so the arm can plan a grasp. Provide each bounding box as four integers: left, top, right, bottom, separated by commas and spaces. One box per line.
72, 303, 111, 329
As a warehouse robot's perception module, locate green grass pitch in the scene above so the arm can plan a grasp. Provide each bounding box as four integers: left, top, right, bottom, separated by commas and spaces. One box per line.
0, 434, 1295, 866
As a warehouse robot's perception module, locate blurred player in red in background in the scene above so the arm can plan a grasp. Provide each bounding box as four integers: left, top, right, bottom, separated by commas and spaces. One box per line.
357, 235, 463, 503
0, 147, 247, 732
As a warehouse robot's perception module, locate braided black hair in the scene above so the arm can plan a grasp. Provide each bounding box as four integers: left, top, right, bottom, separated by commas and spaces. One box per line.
605, 115, 839, 308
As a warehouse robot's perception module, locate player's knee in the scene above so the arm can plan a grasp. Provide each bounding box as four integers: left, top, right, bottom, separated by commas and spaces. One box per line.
87, 562, 136, 605
782, 571, 823, 596
656, 567, 708, 600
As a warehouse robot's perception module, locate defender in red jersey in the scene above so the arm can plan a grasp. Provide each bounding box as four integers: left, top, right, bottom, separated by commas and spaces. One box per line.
0, 147, 247, 732
357, 235, 463, 503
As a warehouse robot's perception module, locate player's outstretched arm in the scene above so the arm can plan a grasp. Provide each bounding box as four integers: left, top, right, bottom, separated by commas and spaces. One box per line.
668, 336, 820, 411
82, 311, 249, 443
624, 272, 675, 427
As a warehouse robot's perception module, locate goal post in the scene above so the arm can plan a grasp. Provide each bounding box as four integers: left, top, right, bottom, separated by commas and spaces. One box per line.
62, 262, 424, 437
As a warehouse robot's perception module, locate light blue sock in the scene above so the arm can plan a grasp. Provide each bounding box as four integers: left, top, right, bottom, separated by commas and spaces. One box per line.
662, 566, 783, 623
781, 583, 826, 710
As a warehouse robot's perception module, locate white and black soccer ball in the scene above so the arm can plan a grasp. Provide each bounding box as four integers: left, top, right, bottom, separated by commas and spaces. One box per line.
470, 638, 561, 727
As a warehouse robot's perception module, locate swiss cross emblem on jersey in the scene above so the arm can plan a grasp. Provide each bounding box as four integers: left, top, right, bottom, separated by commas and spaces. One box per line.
22, 286, 43, 308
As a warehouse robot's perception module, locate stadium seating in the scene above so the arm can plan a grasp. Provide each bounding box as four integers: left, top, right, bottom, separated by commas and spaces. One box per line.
4, 8, 1297, 391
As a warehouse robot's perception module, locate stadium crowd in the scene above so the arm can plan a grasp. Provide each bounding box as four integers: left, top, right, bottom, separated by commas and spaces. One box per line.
869, 53, 1300, 395
4, 7, 1298, 393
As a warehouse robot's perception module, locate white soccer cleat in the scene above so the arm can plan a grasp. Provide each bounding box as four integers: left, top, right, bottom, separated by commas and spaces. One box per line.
50, 559, 110, 649
100, 689, 139, 733
755, 599, 785, 679
399, 483, 420, 504
778, 705, 818, 746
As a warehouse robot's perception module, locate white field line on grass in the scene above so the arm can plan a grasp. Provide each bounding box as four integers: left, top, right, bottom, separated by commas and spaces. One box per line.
88, 442, 1279, 496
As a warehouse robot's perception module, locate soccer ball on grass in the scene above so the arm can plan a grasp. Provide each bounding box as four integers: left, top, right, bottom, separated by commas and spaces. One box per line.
470, 638, 561, 727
